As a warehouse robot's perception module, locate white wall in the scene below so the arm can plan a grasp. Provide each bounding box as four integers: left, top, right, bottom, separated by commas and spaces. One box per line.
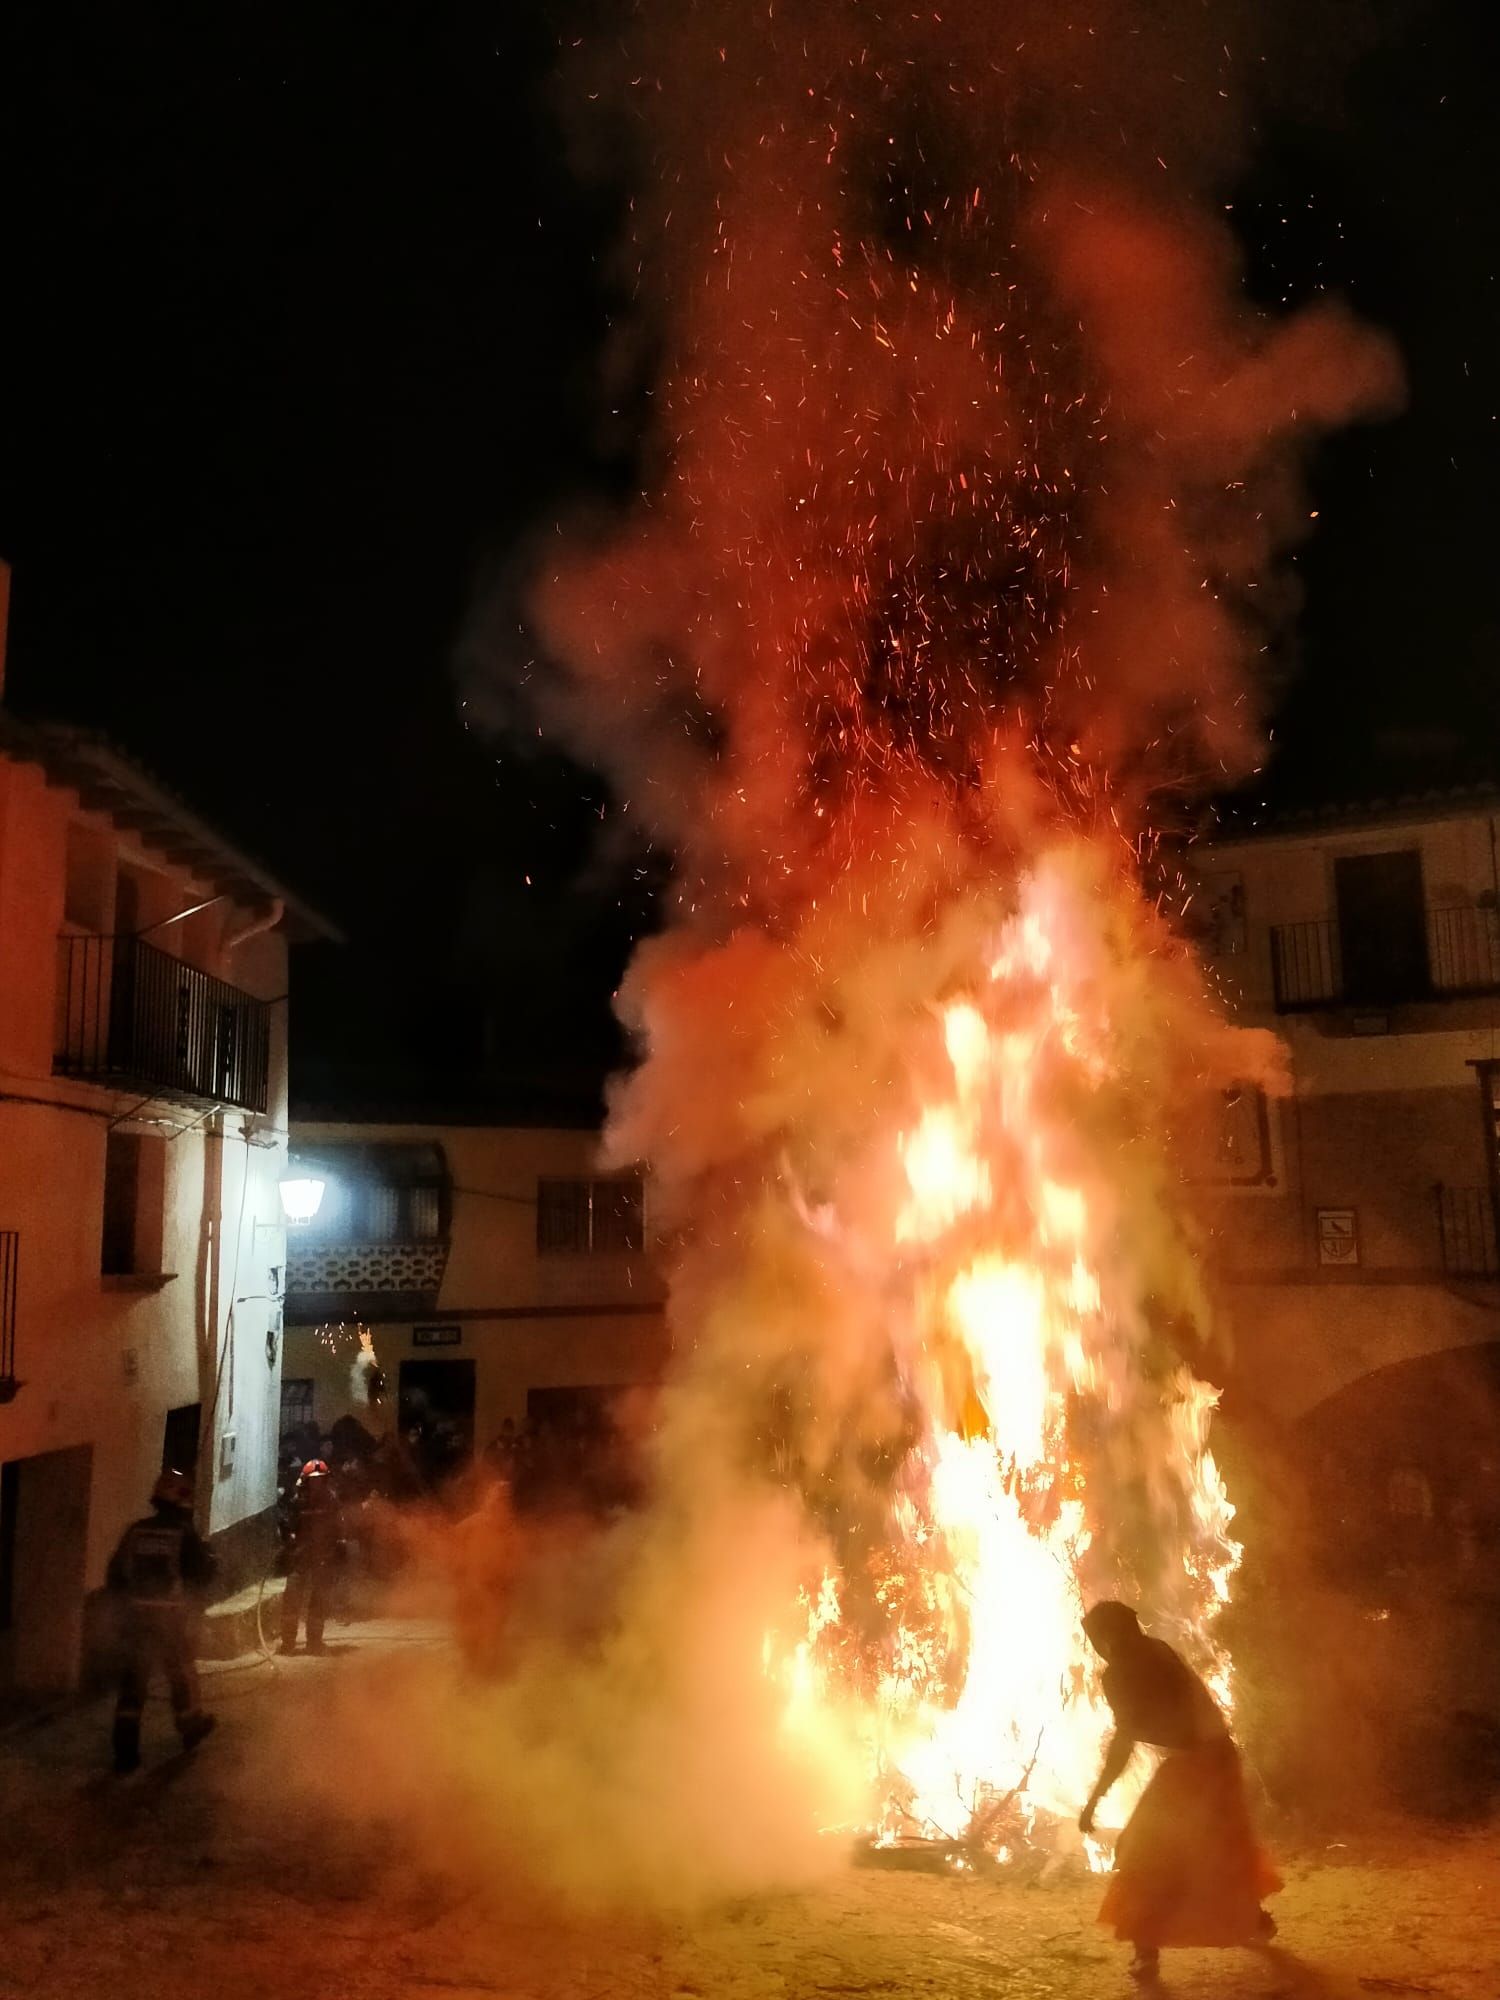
282, 1121, 669, 1447
0, 748, 292, 1637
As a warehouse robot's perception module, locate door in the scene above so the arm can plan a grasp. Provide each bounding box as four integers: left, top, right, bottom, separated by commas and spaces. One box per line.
0, 1446, 93, 1694
163, 1403, 202, 1478
1334, 850, 1429, 1004
398, 1359, 476, 1486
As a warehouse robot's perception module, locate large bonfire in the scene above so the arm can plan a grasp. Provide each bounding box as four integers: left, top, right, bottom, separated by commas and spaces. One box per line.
771, 850, 1248, 1860
612, 827, 1261, 1868
470, 0, 1399, 1902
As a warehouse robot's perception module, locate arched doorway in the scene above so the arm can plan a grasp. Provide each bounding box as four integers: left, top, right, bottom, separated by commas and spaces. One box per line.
1294, 1341, 1500, 1591
1281, 1345, 1500, 1817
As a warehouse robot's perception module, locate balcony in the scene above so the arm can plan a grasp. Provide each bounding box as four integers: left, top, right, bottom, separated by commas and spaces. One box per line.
54, 933, 271, 1113
1270, 904, 1500, 1012
284, 1143, 451, 1322
1435, 1185, 1500, 1278
0, 1231, 17, 1401
285, 1241, 450, 1322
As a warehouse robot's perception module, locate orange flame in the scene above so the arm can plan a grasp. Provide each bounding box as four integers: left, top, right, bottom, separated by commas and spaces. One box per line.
766, 847, 1241, 1865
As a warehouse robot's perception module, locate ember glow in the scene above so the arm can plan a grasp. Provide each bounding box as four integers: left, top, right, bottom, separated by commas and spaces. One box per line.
471, 0, 1401, 1903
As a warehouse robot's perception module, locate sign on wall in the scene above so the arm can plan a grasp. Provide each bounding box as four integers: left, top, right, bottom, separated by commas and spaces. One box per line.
413, 1324, 462, 1348
1316, 1209, 1360, 1267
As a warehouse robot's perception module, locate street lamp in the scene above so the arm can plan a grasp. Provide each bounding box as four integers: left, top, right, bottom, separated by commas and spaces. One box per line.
277, 1174, 327, 1225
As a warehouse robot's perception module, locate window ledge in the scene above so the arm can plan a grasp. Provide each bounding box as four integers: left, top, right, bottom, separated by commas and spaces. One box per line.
102, 1272, 180, 1293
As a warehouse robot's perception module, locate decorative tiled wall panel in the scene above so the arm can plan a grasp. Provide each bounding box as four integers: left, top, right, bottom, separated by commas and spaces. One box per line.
287, 1241, 449, 1295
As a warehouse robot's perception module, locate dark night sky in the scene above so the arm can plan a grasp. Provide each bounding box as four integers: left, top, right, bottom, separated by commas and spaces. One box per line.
0, 2, 1496, 1112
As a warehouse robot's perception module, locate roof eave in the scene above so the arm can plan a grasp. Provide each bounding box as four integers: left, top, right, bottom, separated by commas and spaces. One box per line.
0, 711, 343, 942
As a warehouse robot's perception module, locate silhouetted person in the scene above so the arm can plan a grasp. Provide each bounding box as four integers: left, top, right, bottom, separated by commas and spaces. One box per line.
280, 1458, 343, 1654
1080, 1600, 1280, 1983
329, 1413, 378, 1468
106, 1468, 218, 1774
485, 1417, 519, 1478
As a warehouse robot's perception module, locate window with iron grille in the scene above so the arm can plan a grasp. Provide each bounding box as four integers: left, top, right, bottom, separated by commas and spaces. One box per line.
594, 1176, 644, 1252
298, 1145, 449, 1244
351, 1178, 442, 1242
536, 1176, 645, 1255
408, 1185, 442, 1239
280, 1378, 315, 1438
537, 1178, 591, 1253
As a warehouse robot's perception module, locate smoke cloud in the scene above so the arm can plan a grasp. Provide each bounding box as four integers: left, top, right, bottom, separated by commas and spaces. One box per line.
520, 0, 1400, 895
436, 0, 1403, 1909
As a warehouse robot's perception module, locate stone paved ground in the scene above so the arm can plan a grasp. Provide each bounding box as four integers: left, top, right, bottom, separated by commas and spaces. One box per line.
1, 1620, 1497, 2000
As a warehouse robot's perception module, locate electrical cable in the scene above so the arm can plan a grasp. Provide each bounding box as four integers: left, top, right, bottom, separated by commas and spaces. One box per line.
450, 1184, 540, 1207
252, 1546, 283, 1666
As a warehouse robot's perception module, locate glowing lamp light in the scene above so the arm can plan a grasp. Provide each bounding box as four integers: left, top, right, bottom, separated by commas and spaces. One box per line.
277, 1175, 327, 1225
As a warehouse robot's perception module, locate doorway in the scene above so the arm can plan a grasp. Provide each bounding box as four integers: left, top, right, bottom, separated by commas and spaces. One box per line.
162, 1403, 202, 1479
1335, 850, 1429, 1005
398, 1359, 476, 1487
0, 1445, 93, 1694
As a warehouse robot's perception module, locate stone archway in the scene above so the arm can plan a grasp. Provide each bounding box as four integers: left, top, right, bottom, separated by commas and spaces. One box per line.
1226, 1280, 1500, 1425
1291, 1340, 1500, 1577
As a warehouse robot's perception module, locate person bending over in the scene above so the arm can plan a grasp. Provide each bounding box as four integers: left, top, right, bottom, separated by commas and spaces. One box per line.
1080, 1600, 1280, 1983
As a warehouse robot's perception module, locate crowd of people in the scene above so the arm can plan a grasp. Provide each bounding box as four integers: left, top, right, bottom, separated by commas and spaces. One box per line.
274, 1403, 642, 1528
481, 1409, 643, 1513
279, 1415, 418, 1513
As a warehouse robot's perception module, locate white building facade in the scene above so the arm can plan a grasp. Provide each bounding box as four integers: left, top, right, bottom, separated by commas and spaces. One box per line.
280, 1118, 668, 1462
0, 702, 332, 1692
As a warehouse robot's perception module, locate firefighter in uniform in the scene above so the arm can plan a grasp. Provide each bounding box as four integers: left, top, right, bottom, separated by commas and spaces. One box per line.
280, 1458, 343, 1654
107, 1467, 218, 1774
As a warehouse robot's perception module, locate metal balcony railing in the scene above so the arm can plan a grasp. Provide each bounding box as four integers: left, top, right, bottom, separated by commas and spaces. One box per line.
54, 933, 271, 1112
0, 1231, 18, 1401
1427, 903, 1500, 994
1435, 1185, 1500, 1278
1270, 905, 1500, 1012
1269, 920, 1342, 1008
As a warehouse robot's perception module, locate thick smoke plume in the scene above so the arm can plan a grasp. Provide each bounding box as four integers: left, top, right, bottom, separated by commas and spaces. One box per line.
528, 0, 1400, 893
444, 0, 1401, 1907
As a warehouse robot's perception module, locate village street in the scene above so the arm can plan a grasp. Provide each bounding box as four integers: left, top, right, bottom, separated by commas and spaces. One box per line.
1, 1621, 1497, 2000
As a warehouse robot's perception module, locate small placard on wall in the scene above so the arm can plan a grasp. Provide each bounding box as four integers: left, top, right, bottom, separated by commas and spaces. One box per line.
413, 1324, 462, 1348
1316, 1209, 1359, 1267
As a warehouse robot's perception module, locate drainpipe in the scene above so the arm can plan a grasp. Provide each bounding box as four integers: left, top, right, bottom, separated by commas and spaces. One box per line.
223, 898, 284, 953
197, 1116, 225, 1535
